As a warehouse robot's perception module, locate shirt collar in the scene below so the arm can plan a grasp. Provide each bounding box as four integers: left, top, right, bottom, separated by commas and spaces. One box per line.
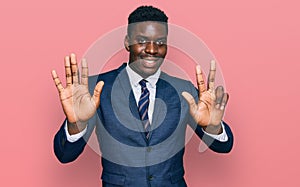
126, 63, 161, 88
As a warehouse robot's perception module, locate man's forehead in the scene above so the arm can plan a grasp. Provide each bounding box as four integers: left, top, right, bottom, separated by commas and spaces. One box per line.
128, 21, 168, 36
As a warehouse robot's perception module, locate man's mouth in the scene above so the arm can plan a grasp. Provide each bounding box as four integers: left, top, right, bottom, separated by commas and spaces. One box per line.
141, 56, 160, 65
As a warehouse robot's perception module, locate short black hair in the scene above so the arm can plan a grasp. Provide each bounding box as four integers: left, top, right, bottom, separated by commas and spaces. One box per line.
128, 5, 168, 24
127, 6, 168, 36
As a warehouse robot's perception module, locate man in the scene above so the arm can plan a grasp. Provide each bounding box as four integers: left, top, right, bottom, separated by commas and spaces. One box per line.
52, 6, 233, 187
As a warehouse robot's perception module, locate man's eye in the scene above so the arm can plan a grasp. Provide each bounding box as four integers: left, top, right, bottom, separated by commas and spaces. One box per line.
138, 39, 147, 44
156, 40, 166, 45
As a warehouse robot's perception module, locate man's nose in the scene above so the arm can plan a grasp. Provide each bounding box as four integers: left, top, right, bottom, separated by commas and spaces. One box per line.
145, 41, 158, 54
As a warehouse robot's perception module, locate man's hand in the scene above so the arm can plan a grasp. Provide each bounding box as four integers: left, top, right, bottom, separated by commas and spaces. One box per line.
182, 60, 229, 135
51, 53, 104, 134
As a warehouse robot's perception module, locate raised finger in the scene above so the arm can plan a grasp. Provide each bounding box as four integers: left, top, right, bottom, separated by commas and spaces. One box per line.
81, 58, 88, 85
196, 65, 206, 95
64, 56, 72, 86
220, 93, 229, 110
208, 60, 216, 92
215, 86, 224, 109
51, 70, 64, 93
70, 53, 79, 85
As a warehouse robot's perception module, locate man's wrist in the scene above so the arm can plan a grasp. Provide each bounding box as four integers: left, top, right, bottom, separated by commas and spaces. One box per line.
202, 124, 223, 135
67, 120, 87, 135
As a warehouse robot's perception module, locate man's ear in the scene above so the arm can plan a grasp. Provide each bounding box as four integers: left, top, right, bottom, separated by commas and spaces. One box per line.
124, 35, 130, 51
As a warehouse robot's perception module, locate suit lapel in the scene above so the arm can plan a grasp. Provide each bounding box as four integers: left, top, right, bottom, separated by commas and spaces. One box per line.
148, 76, 169, 141
116, 67, 148, 142
150, 78, 165, 129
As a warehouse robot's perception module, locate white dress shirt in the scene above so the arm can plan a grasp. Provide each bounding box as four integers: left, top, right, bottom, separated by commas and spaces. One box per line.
65, 64, 228, 142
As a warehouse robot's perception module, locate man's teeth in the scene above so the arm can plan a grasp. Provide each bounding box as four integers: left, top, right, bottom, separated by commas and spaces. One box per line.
143, 58, 156, 63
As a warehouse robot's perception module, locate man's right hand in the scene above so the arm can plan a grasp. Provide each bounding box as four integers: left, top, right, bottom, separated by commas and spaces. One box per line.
51, 53, 104, 134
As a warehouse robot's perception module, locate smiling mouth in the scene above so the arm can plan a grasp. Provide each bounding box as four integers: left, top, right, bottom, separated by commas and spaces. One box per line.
140, 58, 159, 68
141, 56, 160, 63
144, 58, 157, 63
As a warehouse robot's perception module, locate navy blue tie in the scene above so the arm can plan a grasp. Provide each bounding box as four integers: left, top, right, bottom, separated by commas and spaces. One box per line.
138, 79, 151, 139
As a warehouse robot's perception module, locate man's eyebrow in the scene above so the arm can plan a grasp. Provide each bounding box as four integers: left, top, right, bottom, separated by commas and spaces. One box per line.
157, 37, 167, 40
134, 35, 147, 38
134, 35, 167, 40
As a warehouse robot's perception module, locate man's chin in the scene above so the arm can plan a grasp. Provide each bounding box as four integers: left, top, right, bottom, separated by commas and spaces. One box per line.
129, 60, 162, 77
140, 69, 157, 77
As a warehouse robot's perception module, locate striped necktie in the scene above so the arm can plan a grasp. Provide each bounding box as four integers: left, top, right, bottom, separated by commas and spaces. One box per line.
138, 79, 151, 139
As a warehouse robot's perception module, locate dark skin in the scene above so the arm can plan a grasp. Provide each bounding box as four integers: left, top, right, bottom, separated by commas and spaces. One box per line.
51, 55, 104, 134
124, 21, 168, 78
51, 21, 229, 135
182, 61, 229, 134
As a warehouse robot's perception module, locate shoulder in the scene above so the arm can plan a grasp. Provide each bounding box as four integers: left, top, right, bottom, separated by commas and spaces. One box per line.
87, 63, 127, 93
88, 63, 127, 84
160, 72, 195, 89
159, 71, 198, 98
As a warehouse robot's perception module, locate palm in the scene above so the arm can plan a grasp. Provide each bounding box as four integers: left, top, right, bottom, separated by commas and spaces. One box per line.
59, 84, 96, 123
52, 54, 104, 124
182, 61, 229, 128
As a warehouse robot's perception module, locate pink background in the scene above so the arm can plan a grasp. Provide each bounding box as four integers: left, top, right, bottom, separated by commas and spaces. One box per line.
1, 0, 299, 186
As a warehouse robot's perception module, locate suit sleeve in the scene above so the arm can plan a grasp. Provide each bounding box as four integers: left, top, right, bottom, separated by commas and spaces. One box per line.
187, 83, 234, 153
53, 115, 99, 163
53, 120, 91, 163
193, 121, 234, 153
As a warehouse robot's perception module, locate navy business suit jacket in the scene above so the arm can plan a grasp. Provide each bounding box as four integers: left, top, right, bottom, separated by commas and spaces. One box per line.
54, 63, 234, 186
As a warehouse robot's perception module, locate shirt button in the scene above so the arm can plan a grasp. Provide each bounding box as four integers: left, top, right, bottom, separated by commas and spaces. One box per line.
148, 175, 153, 180
147, 147, 152, 152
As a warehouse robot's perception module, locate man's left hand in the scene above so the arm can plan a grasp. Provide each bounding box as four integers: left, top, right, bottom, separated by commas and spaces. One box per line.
182, 60, 229, 135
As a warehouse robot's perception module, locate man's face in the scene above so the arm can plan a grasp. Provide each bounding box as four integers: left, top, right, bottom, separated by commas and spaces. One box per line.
125, 21, 168, 78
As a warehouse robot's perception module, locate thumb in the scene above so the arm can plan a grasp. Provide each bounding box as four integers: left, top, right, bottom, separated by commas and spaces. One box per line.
92, 81, 104, 107
182, 91, 197, 111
